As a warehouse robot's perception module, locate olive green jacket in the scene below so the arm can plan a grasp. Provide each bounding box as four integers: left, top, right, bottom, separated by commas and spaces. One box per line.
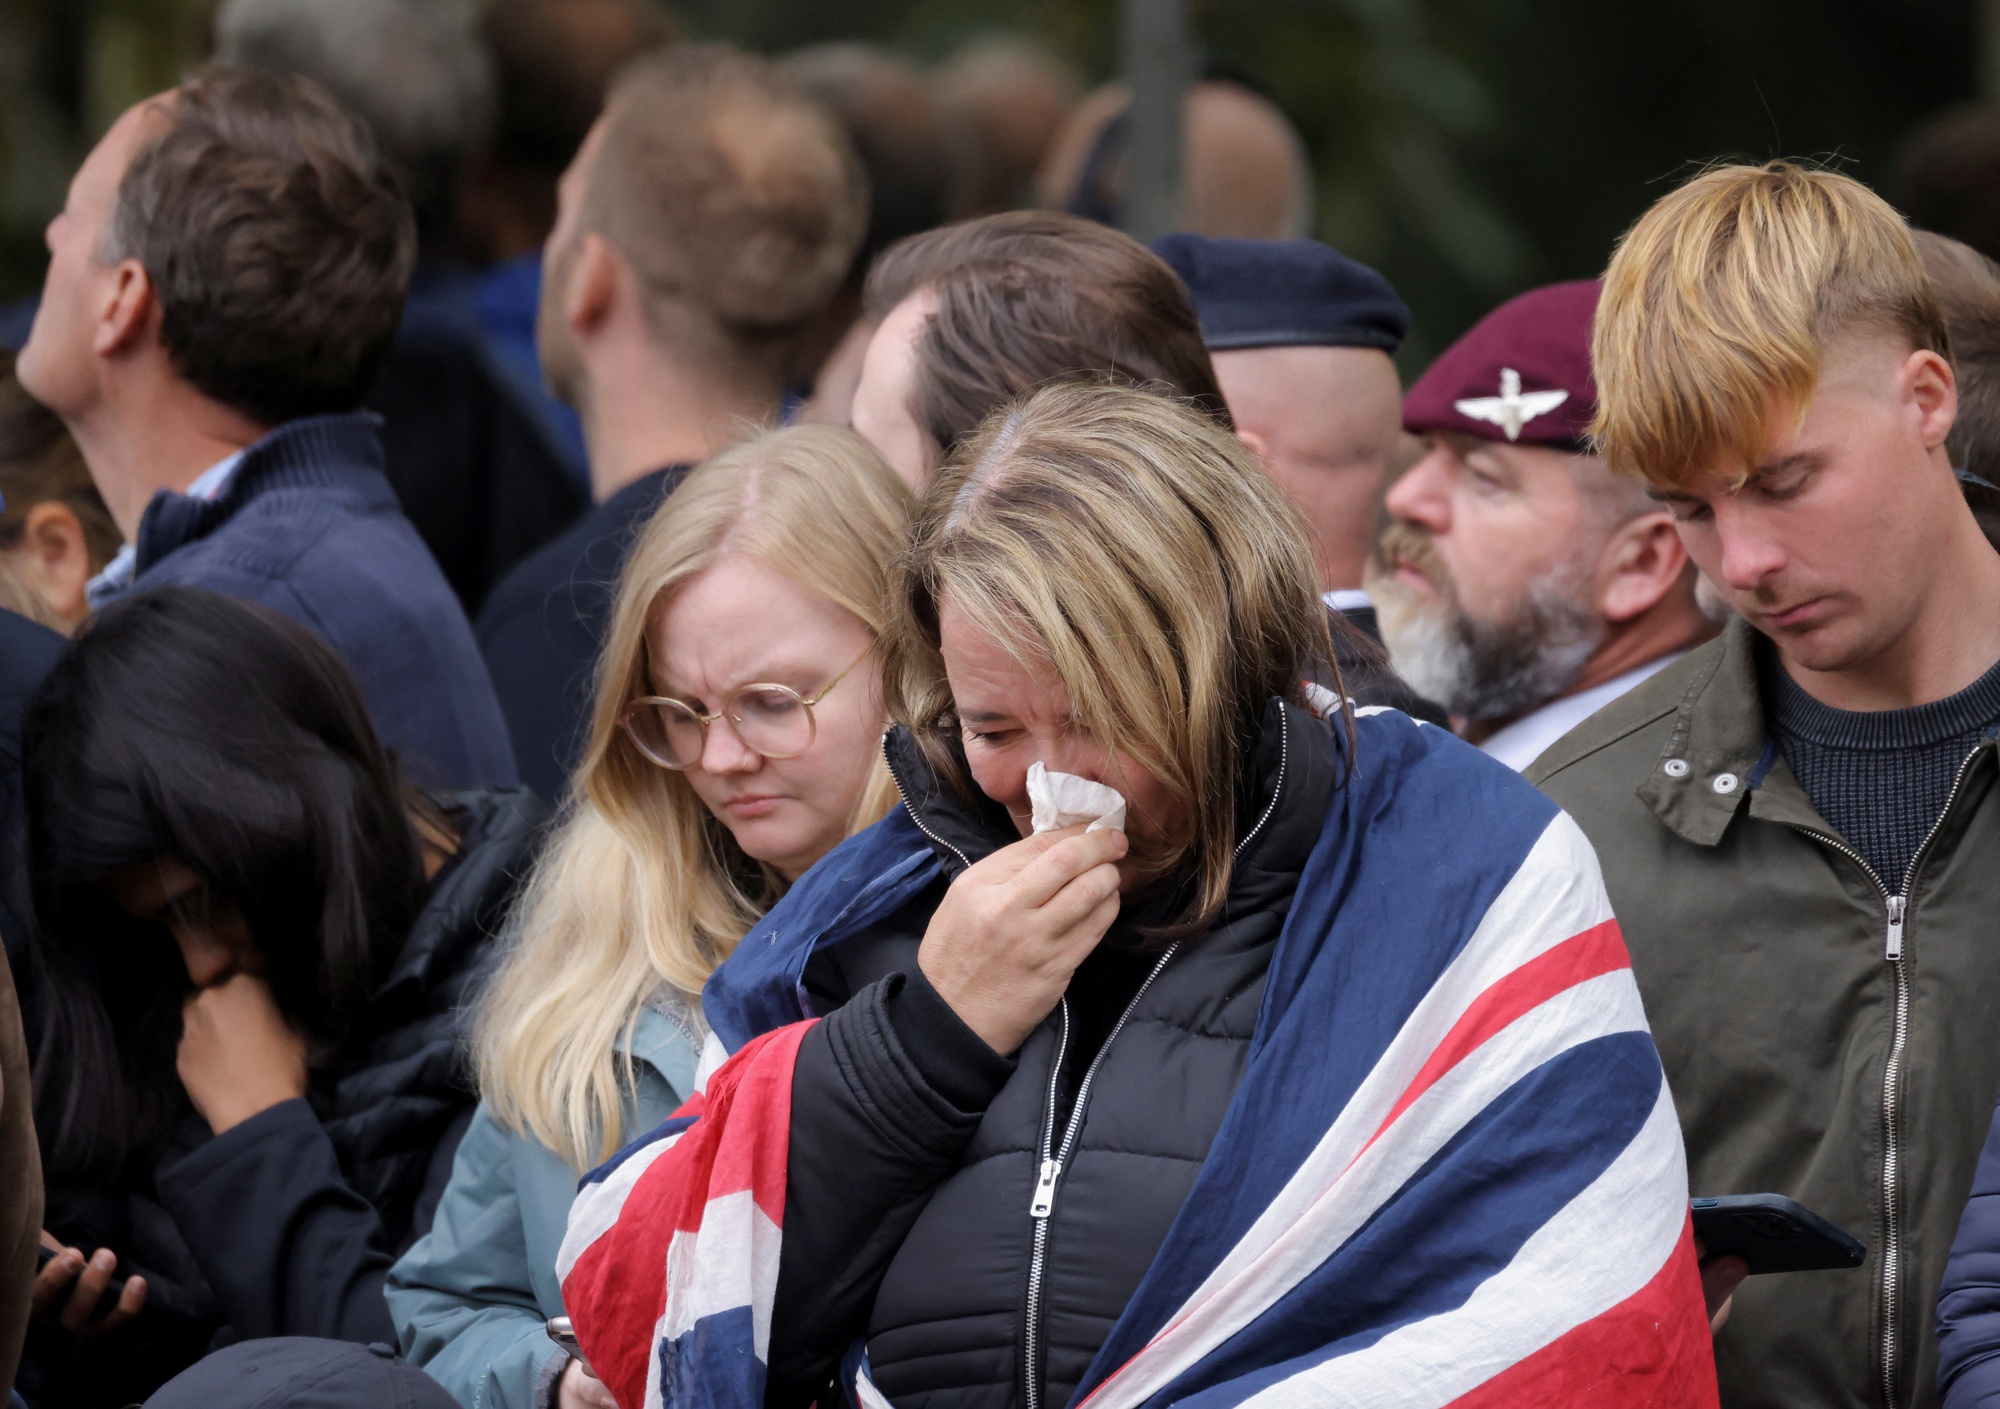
1529, 617, 2000, 1409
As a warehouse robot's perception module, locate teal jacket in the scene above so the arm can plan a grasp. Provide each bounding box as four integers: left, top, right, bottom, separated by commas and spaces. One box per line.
385, 1004, 702, 1408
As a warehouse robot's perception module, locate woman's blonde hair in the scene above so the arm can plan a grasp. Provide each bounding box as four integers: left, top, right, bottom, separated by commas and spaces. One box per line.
883, 381, 1337, 934
477, 425, 912, 1168
1593, 160, 1949, 490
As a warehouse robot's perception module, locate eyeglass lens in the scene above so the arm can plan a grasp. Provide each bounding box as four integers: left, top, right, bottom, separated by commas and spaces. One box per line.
627, 684, 815, 768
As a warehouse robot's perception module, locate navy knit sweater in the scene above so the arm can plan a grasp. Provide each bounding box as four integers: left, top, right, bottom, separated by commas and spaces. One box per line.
105, 412, 518, 792
1764, 649, 2000, 890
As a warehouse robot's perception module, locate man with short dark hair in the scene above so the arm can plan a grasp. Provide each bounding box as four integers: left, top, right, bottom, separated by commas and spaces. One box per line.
17, 67, 515, 791
849, 210, 1229, 490
475, 44, 866, 801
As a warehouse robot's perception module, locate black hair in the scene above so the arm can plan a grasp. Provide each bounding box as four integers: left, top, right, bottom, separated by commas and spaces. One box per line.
23, 587, 430, 1181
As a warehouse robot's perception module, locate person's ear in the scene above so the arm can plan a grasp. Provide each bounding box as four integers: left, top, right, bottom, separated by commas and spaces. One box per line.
17, 501, 95, 630
1906, 348, 1957, 452
1597, 510, 1692, 624
566, 232, 621, 341
1235, 425, 1274, 469
94, 258, 157, 359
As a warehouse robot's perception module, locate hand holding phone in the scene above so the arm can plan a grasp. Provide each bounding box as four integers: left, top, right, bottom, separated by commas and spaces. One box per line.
32, 1232, 147, 1338
548, 1319, 614, 1409
1691, 1194, 1866, 1275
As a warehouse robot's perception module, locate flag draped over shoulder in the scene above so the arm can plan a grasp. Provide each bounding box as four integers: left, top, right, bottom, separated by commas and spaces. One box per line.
558, 709, 1718, 1409
558, 1023, 809, 1409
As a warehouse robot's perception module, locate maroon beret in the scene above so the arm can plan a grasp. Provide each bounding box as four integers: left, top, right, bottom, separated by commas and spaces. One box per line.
1403, 279, 1601, 447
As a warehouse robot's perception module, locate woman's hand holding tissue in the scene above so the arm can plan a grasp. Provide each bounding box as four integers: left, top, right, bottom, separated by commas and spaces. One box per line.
918, 815, 1127, 1057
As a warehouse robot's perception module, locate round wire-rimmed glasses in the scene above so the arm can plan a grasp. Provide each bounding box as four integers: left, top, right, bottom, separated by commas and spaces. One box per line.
620, 645, 873, 771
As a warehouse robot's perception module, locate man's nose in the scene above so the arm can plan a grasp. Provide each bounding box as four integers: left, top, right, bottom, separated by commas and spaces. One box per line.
1711, 502, 1788, 591
1382, 447, 1452, 532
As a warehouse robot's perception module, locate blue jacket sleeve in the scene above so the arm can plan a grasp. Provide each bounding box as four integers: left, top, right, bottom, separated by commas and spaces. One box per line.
1941, 1090, 2000, 1405
387, 1103, 570, 1409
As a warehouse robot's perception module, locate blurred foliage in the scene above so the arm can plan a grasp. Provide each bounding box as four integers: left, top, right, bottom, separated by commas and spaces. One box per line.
0, 0, 1983, 361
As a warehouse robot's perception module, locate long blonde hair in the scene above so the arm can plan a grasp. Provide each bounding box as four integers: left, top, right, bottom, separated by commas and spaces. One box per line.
477, 425, 912, 1168
883, 381, 1335, 935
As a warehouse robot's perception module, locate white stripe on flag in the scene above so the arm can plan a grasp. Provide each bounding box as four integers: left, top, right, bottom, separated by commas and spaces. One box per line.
555, 1127, 689, 1282
1240, 1075, 1688, 1409
1085, 967, 1649, 1409
1083, 813, 1620, 1409
660, 1187, 785, 1361
694, 1031, 730, 1094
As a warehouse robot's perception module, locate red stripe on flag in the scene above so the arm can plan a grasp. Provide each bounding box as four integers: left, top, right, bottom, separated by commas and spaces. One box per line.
565, 1020, 815, 1409
1443, 1213, 1720, 1409
1369, 921, 1629, 1148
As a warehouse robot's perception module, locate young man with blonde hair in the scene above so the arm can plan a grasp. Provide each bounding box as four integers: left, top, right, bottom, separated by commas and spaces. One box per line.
1530, 162, 2000, 1409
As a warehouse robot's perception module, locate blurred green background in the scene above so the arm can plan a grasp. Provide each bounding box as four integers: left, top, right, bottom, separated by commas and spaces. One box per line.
1, 0, 1986, 365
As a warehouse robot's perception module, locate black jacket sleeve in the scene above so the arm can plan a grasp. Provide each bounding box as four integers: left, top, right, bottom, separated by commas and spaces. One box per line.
152, 1097, 397, 1345
765, 968, 1015, 1409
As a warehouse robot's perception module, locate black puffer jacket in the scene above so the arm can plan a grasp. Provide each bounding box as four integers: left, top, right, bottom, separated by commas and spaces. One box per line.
768, 701, 1335, 1409
28, 789, 543, 1409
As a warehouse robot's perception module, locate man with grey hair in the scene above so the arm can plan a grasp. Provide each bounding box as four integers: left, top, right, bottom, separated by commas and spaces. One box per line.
215, 0, 586, 611
1367, 280, 1717, 768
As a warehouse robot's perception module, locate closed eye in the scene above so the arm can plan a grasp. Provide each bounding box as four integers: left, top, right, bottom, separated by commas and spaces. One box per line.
1758, 471, 1813, 501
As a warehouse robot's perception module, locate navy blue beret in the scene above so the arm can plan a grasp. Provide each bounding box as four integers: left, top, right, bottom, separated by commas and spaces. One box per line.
1152, 233, 1410, 354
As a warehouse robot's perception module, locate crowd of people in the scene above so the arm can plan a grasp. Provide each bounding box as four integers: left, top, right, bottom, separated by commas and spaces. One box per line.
4, 5, 2000, 1409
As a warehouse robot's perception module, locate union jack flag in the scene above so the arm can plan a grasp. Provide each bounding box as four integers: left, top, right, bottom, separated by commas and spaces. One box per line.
558, 709, 1718, 1409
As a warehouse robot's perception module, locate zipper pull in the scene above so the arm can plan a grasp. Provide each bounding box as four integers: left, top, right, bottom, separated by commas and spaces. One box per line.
1029, 1158, 1063, 1218
1886, 894, 1907, 962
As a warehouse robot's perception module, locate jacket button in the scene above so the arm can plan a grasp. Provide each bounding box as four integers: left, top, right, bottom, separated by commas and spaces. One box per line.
1712, 772, 1739, 794
1662, 758, 1690, 778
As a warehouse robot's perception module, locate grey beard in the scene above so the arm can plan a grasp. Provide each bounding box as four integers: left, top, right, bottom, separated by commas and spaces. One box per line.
1371, 564, 1603, 724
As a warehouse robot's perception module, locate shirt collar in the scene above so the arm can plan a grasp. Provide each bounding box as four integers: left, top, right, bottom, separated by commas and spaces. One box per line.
1479, 652, 1687, 772
85, 448, 250, 610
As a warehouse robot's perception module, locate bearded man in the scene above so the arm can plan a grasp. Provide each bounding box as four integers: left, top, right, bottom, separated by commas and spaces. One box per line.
1366, 280, 1718, 768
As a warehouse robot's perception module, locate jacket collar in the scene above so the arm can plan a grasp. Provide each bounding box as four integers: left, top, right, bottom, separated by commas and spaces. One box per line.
374, 788, 546, 1006
134, 411, 394, 575
1634, 617, 1765, 847
1633, 614, 1999, 848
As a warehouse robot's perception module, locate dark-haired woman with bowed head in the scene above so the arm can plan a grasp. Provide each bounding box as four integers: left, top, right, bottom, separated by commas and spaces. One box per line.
17, 586, 542, 1406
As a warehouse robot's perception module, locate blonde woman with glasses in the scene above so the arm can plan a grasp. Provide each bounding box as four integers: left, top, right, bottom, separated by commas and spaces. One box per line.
385, 425, 910, 1409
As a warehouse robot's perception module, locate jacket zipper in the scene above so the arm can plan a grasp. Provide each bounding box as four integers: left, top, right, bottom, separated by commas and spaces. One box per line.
881, 733, 972, 871
1019, 712, 1290, 1409
1786, 742, 1986, 1409
1022, 946, 1177, 1409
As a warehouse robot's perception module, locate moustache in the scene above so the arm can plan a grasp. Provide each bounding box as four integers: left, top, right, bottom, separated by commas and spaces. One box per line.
1372, 520, 1452, 597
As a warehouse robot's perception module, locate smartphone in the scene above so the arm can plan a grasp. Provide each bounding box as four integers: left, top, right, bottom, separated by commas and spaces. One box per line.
1691, 1193, 1866, 1274
547, 1316, 596, 1377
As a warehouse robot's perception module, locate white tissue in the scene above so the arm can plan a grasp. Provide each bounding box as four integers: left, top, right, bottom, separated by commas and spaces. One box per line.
1026, 760, 1128, 835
